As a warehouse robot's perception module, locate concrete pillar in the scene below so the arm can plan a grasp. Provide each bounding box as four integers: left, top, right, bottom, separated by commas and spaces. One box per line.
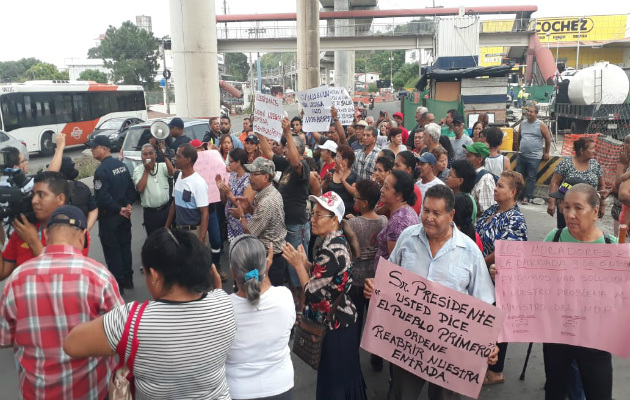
169, 0, 220, 118
333, 0, 355, 93
296, 0, 321, 91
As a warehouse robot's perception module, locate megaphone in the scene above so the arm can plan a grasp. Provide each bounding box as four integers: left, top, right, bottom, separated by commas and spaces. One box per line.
150, 121, 170, 140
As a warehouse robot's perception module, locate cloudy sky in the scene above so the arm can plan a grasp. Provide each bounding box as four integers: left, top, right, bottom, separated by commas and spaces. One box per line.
2, 0, 628, 67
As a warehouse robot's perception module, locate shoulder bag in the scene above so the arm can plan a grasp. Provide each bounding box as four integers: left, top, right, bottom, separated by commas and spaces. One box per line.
292, 293, 344, 370
109, 301, 149, 400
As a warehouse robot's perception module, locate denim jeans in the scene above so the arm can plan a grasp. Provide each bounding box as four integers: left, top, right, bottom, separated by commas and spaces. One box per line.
207, 210, 223, 266
515, 154, 542, 199
285, 222, 311, 287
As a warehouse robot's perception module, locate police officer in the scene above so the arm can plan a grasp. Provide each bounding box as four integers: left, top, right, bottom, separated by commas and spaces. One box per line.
87, 135, 137, 293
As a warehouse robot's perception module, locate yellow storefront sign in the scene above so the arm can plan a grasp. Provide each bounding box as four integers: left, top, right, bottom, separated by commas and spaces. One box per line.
479, 47, 506, 66
482, 15, 628, 42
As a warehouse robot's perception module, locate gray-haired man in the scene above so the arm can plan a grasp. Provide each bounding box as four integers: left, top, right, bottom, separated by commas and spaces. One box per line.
229, 157, 288, 286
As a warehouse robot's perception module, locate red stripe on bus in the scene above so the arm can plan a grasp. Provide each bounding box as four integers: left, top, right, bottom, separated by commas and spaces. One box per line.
87, 85, 119, 91
60, 119, 101, 145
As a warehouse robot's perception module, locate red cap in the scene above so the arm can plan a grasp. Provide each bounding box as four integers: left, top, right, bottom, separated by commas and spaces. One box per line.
393, 112, 404, 119
190, 139, 204, 148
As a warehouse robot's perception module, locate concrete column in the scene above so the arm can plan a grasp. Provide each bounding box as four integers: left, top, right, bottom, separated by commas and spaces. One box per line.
333, 0, 355, 93
296, 0, 320, 91
169, 0, 220, 118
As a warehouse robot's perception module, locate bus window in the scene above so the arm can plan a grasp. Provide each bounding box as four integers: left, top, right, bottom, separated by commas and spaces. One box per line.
72, 93, 88, 122
53, 94, 72, 123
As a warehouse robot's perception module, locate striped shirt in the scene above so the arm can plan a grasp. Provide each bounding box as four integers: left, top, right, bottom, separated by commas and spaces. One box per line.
103, 290, 237, 400
0, 245, 124, 400
248, 184, 286, 254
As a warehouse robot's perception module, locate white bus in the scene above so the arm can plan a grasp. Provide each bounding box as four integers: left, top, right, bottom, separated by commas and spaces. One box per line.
0, 81, 147, 155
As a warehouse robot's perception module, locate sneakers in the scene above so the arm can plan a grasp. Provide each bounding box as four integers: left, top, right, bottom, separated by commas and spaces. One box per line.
217, 268, 229, 282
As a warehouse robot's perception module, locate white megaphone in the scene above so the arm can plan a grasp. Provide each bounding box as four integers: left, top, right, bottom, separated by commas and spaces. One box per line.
150, 121, 170, 140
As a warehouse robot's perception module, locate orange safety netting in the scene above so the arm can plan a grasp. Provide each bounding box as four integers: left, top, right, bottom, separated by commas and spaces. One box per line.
561, 133, 622, 189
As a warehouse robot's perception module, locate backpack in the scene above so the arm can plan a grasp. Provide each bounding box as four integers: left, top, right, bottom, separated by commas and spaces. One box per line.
474, 169, 499, 185
552, 228, 612, 244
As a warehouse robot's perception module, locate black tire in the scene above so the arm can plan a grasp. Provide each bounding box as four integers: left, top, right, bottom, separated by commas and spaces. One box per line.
40, 132, 55, 156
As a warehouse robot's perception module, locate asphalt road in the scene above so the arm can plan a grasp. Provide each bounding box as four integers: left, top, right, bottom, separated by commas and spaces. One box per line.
1, 102, 629, 399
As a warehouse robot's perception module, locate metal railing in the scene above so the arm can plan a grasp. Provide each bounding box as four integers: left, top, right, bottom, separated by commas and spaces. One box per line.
216, 18, 536, 40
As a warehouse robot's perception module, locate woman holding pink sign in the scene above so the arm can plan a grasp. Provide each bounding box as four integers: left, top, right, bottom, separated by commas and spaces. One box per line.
542, 183, 616, 400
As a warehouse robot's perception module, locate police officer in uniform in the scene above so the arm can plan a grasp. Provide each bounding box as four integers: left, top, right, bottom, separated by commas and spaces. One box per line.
87, 136, 137, 292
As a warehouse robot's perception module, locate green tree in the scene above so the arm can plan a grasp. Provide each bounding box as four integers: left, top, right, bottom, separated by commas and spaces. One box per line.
355, 50, 405, 81
259, 53, 296, 72
393, 62, 420, 90
0, 58, 41, 83
88, 21, 159, 88
224, 53, 249, 82
23, 62, 68, 80
78, 69, 109, 83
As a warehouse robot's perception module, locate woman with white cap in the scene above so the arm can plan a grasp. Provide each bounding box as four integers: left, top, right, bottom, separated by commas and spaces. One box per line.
282, 191, 366, 400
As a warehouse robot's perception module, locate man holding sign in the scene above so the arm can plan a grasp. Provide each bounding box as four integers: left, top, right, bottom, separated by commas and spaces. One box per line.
365, 185, 497, 399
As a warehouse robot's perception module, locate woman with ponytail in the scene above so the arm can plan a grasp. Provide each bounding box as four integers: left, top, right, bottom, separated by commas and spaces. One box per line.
226, 235, 296, 400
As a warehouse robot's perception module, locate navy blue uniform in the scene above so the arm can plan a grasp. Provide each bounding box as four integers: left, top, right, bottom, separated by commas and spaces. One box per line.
93, 156, 137, 286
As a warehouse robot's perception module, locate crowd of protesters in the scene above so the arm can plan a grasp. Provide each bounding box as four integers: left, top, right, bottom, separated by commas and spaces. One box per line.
0, 100, 624, 400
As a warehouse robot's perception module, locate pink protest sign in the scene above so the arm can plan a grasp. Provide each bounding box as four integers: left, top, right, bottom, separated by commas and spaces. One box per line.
495, 240, 630, 358
361, 258, 504, 399
193, 150, 229, 204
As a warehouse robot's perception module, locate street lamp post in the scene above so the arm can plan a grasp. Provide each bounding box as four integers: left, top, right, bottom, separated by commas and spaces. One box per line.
576, 17, 583, 69
389, 51, 394, 90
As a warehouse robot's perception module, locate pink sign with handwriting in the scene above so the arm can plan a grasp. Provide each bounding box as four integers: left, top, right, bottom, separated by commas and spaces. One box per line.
495, 240, 630, 358
194, 150, 229, 204
360, 258, 504, 399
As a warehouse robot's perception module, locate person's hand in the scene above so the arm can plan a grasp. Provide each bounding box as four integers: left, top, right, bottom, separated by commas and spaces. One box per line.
119, 207, 131, 219
143, 159, 155, 171
345, 214, 355, 219
234, 196, 253, 214
542, 152, 550, 161
547, 203, 555, 217
364, 278, 375, 299
215, 174, 230, 194
487, 344, 499, 365
210, 264, 222, 289
227, 204, 244, 220
598, 189, 611, 199
12, 214, 39, 245
331, 105, 338, 120
489, 264, 497, 281
158, 141, 167, 155
324, 171, 333, 183
619, 147, 630, 165
281, 117, 291, 133
281, 242, 307, 270
55, 133, 66, 149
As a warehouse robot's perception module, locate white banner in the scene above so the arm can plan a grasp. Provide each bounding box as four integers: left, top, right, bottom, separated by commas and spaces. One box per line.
295, 86, 332, 132
253, 92, 284, 142
329, 87, 355, 125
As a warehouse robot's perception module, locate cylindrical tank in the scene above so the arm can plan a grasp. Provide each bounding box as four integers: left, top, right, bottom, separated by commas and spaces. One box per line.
567, 62, 630, 105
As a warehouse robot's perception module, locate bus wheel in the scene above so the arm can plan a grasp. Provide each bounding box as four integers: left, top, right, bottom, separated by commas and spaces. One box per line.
40, 132, 55, 156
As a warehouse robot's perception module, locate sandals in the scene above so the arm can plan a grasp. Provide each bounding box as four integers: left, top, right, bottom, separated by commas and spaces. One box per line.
483, 371, 505, 385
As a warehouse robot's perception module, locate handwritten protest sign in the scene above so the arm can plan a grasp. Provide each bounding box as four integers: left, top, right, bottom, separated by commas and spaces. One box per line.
361, 258, 504, 399
328, 87, 354, 125
295, 86, 332, 132
253, 92, 284, 142
495, 240, 630, 358
193, 150, 229, 203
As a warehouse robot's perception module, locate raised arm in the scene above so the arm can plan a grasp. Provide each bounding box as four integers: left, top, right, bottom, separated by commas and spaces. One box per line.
282, 117, 303, 176
47, 134, 66, 172
257, 132, 274, 159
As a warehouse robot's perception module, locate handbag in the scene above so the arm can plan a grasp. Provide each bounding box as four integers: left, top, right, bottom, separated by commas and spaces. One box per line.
109, 301, 149, 400
292, 293, 344, 370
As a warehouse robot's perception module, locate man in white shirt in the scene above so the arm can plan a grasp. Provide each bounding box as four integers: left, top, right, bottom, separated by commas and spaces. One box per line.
451, 115, 473, 160
415, 152, 445, 206
364, 185, 496, 400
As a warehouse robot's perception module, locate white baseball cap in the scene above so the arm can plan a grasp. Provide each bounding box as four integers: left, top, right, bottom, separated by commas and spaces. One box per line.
309, 191, 345, 223
317, 140, 338, 154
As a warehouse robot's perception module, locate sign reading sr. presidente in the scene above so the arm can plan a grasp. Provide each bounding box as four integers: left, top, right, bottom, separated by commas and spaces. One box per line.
361, 258, 505, 399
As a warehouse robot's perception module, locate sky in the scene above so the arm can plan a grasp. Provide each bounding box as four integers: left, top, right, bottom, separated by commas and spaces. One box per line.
1, 0, 628, 68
